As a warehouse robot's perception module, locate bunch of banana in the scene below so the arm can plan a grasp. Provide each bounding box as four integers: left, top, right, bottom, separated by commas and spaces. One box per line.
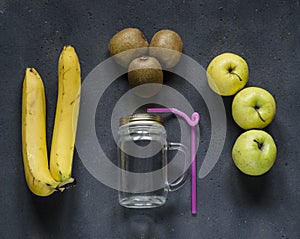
21, 46, 81, 196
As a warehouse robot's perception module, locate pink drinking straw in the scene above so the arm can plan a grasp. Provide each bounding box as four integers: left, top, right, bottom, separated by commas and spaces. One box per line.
147, 108, 200, 215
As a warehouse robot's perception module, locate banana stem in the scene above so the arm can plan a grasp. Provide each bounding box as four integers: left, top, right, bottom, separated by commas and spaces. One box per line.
57, 178, 76, 192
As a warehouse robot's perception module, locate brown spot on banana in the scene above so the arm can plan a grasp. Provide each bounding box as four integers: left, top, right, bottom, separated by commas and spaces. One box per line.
70, 94, 80, 105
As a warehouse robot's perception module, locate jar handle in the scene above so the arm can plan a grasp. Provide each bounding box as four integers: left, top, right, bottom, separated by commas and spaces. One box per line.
167, 142, 189, 191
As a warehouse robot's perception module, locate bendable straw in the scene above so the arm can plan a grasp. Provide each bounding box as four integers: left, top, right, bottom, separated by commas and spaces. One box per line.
147, 108, 200, 215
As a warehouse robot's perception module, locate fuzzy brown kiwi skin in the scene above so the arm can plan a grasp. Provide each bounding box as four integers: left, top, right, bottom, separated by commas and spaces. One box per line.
149, 29, 183, 68
109, 28, 149, 68
128, 56, 163, 98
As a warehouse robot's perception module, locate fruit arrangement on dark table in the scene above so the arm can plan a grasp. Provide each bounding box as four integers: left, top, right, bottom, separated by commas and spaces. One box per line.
1, 1, 299, 238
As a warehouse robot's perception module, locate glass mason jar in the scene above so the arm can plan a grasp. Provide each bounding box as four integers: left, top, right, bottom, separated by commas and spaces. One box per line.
117, 113, 188, 209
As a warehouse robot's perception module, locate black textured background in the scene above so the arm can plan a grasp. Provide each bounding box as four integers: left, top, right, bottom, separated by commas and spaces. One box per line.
1, 0, 300, 238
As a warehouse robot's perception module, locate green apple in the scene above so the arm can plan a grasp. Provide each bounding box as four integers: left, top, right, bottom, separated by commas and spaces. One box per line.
232, 87, 276, 129
232, 130, 277, 176
206, 53, 248, 96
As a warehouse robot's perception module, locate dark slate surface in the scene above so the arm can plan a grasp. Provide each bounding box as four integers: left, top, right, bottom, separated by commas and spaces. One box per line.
0, 0, 299, 238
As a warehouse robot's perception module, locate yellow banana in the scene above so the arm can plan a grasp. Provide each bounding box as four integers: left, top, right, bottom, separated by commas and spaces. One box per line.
22, 68, 60, 196
50, 46, 81, 182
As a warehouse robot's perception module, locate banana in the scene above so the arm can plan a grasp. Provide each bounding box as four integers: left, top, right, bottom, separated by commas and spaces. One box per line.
22, 68, 61, 196
50, 46, 81, 182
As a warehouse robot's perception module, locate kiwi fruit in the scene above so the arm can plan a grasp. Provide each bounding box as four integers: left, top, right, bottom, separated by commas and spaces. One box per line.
149, 29, 183, 68
128, 56, 163, 98
109, 28, 149, 68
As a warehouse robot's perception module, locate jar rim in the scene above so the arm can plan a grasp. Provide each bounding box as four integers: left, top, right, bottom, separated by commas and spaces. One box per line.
120, 113, 163, 126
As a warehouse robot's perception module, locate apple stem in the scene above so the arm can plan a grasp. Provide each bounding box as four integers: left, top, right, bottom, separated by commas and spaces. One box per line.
231, 72, 243, 82
254, 107, 266, 122
253, 139, 263, 150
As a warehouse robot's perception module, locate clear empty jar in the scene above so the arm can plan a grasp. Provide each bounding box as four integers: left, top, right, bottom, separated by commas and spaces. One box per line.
118, 113, 188, 208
